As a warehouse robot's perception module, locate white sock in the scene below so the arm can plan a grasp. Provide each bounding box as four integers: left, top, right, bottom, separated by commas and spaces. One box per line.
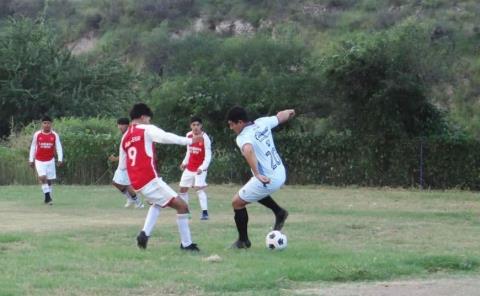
197, 190, 208, 211
176, 213, 192, 247
179, 192, 189, 204
142, 205, 161, 236
41, 184, 50, 194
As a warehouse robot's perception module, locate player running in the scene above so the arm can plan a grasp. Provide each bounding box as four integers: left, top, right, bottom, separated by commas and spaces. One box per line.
109, 117, 144, 208
226, 106, 295, 248
118, 103, 202, 251
178, 116, 212, 220
29, 116, 63, 205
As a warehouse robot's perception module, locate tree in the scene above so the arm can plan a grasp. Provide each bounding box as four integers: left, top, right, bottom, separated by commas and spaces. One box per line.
0, 17, 137, 137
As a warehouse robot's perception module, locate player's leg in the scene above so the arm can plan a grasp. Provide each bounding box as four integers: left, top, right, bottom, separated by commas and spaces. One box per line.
231, 193, 250, 249
194, 171, 209, 220
112, 169, 141, 208
45, 160, 56, 204
178, 170, 194, 204
35, 160, 51, 204
167, 197, 199, 251
258, 195, 288, 231
126, 186, 143, 208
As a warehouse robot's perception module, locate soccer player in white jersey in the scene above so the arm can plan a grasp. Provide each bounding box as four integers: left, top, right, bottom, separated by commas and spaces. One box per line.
227, 106, 295, 248
118, 103, 203, 251
110, 117, 144, 209
29, 116, 63, 205
178, 116, 212, 220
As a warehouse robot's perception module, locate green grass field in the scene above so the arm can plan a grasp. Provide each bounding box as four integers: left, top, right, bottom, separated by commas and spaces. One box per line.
0, 185, 479, 295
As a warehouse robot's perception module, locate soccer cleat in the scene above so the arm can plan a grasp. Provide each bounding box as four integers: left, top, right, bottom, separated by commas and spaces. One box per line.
137, 231, 149, 249
200, 210, 209, 220
44, 194, 53, 205
273, 209, 289, 231
230, 239, 251, 249
134, 198, 144, 209
180, 243, 200, 252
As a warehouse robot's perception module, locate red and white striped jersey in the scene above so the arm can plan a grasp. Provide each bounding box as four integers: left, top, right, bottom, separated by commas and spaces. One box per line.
182, 132, 212, 172
29, 130, 63, 162
119, 124, 192, 191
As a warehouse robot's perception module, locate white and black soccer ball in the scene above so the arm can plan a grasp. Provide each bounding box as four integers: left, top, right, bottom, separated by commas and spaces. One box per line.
265, 230, 287, 250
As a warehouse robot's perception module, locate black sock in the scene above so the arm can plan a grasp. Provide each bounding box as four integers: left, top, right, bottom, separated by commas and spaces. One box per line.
234, 208, 249, 242
202, 210, 208, 215
45, 192, 51, 200
258, 196, 282, 215
131, 194, 137, 200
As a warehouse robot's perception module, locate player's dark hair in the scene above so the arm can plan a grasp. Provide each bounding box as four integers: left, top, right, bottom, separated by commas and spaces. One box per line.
130, 103, 153, 120
227, 106, 248, 123
41, 115, 52, 122
117, 117, 130, 125
190, 116, 202, 124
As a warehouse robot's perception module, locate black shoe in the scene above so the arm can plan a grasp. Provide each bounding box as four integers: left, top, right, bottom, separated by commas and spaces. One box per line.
200, 210, 209, 220
230, 239, 251, 249
274, 209, 289, 231
180, 243, 200, 252
137, 231, 149, 249
44, 194, 52, 205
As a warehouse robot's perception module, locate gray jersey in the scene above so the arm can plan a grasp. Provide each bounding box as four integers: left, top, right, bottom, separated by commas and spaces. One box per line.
236, 116, 284, 179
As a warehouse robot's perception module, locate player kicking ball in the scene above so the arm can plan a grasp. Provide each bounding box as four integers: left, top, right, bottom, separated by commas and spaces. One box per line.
29, 116, 63, 205
227, 106, 294, 249
178, 116, 212, 220
118, 103, 202, 251
109, 117, 143, 209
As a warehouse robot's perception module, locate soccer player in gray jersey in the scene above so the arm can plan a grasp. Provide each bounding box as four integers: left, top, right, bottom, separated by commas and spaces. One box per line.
227, 106, 295, 249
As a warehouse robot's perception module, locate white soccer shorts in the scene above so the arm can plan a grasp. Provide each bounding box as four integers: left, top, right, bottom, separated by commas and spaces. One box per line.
140, 178, 178, 207
238, 172, 286, 203
35, 159, 56, 180
112, 169, 130, 186
179, 169, 208, 188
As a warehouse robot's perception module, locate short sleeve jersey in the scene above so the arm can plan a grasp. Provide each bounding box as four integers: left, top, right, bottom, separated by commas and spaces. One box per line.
235, 116, 284, 178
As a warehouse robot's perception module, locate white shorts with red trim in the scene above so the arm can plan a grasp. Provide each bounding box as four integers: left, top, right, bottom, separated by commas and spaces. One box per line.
140, 178, 178, 207
179, 169, 208, 188
35, 159, 56, 180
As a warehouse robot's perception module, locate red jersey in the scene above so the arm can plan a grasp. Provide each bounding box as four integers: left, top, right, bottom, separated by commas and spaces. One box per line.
29, 131, 63, 162
119, 124, 192, 190
183, 132, 212, 172
121, 125, 157, 190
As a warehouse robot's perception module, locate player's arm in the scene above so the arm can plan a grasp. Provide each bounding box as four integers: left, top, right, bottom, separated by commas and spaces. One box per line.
276, 109, 295, 125
199, 134, 212, 172
117, 144, 127, 170
180, 134, 191, 170
55, 132, 64, 165
241, 143, 270, 184
28, 132, 37, 167
147, 125, 202, 145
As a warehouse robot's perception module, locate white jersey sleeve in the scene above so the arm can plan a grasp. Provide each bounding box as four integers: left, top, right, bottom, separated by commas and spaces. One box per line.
199, 133, 212, 171
29, 131, 39, 162
181, 132, 191, 166
117, 133, 127, 170
144, 125, 192, 146
254, 116, 279, 130
53, 131, 63, 162
236, 133, 253, 151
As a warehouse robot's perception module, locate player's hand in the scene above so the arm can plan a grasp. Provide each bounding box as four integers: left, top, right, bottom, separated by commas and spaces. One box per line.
180, 163, 186, 171
197, 169, 203, 175
29, 161, 34, 169
191, 134, 204, 144
108, 155, 118, 162
286, 109, 296, 119
255, 174, 271, 185
57, 161, 64, 167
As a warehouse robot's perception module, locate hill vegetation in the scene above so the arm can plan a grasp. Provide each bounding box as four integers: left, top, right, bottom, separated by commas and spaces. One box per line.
1, 0, 480, 187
